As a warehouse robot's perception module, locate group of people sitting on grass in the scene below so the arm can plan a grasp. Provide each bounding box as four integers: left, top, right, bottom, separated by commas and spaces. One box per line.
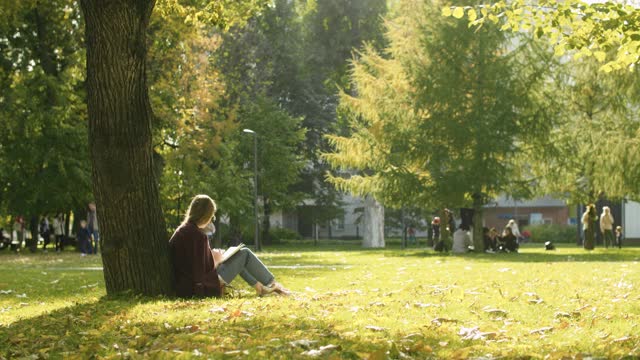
449, 224, 519, 254
481, 226, 519, 253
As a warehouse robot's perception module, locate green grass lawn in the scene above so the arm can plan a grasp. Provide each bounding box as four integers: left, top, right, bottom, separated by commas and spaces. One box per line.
0, 243, 638, 359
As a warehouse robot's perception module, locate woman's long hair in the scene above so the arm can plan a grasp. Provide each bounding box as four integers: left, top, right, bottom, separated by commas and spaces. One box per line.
183, 195, 216, 226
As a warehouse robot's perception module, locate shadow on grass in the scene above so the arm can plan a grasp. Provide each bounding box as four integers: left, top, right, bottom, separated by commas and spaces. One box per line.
264, 242, 640, 263
383, 245, 640, 263
0, 294, 138, 358
0, 293, 464, 359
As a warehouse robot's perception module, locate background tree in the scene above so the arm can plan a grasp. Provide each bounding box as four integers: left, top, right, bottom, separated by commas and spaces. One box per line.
215, 0, 309, 245
443, 0, 640, 72
299, 0, 388, 234
0, 0, 91, 225
215, 0, 387, 241
521, 56, 640, 203
324, 0, 551, 248
146, 3, 244, 233
447, 0, 640, 204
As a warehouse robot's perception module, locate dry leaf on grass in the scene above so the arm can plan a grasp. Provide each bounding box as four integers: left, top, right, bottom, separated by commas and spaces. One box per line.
365, 325, 387, 332
289, 339, 318, 349
458, 326, 498, 341
431, 317, 459, 326
414, 302, 440, 308
224, 350, 249, 355
612, 336, 633, 343
301, 344, 340, 357
529, 326, 553, 335
483, 307, 508, 317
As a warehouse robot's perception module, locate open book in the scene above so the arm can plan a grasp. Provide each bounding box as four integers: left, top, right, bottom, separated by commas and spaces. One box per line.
219, 243, 246, 264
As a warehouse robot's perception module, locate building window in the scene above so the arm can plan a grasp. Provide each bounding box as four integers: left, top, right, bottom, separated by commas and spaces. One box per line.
334, 216, 345, 230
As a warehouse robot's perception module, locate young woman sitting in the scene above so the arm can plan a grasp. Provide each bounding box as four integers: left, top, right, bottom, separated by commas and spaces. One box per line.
169, 194, 289, 298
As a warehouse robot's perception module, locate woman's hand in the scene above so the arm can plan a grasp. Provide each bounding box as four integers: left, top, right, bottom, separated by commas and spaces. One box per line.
211, 248, 224, 268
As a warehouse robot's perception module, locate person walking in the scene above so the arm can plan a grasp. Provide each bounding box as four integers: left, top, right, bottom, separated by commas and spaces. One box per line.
599, 206, 614, 249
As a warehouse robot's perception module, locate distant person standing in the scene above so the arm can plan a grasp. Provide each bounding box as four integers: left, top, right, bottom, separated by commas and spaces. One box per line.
87, 203, 99, 254
407, 225, 416, 245
29, 215, 39, 253
581, 204, 597, 250
599, 206, 614, 248
40, 215, 51, 252
77, 220, 92, 256
445, 209, 455, 235
615, 226, 623, 249
431, 217, 441, 242
53, 213, 65, 252
12, 216, 25, 251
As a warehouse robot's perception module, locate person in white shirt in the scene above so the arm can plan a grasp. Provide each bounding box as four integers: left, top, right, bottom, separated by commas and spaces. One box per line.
452, 225, 473, 254
599, 206, 615, 248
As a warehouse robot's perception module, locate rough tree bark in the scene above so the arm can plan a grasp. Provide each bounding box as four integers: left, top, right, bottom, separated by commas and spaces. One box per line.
81, 0, 173, 295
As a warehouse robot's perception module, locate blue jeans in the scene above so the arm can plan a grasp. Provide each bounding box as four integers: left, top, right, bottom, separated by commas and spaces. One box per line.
217, 248, 274, 287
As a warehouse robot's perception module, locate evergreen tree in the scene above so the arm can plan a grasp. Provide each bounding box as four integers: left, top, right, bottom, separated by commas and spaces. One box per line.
325, 0, 550, 248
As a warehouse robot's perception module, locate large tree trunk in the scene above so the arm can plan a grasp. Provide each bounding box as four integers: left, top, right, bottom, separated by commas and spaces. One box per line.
81, 0, 173, 296
362, 195, 385, 248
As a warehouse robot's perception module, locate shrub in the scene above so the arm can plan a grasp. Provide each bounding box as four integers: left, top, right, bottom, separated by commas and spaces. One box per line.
269, 227, 302, 241
524, 224, 577, 243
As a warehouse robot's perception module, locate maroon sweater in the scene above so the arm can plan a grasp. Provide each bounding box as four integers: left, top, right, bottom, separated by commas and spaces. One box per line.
169, 222, 221, 298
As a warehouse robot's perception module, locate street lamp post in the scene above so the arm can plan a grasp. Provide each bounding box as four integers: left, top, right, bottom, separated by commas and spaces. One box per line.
243, 129, 260, 251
